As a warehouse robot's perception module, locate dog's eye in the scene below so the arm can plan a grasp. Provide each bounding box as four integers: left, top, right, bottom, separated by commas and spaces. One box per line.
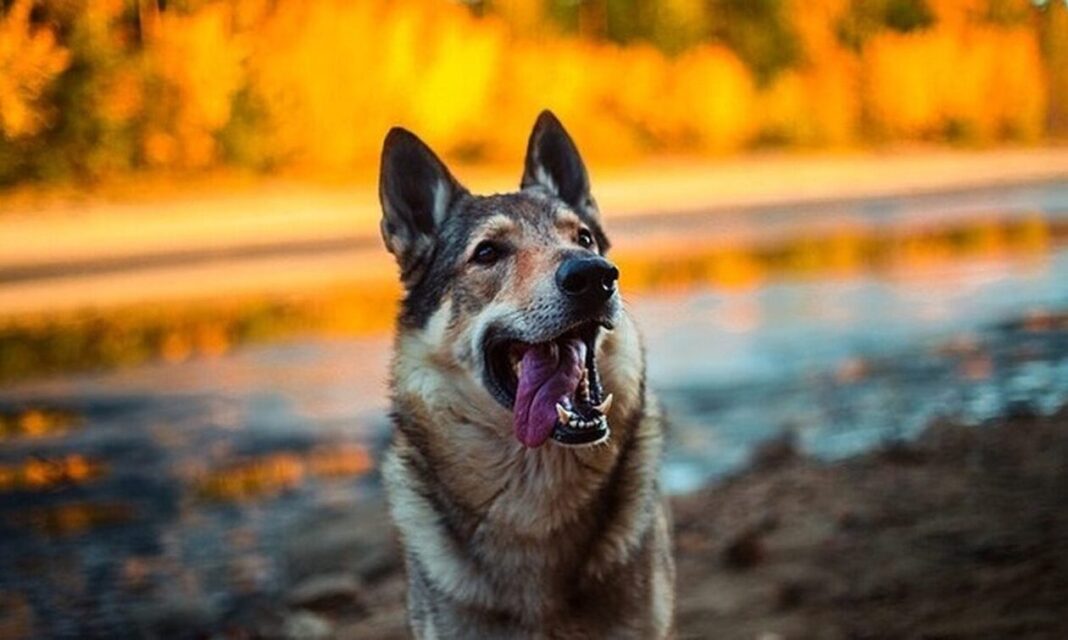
471, 241, 503, 266
577, 228, 595, 250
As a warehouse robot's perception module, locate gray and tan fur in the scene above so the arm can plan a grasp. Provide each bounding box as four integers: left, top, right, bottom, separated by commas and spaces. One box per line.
378, 111, 675, 639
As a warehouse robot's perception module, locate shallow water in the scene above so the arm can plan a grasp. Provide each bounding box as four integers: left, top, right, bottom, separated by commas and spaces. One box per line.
2, 181, 1068, 636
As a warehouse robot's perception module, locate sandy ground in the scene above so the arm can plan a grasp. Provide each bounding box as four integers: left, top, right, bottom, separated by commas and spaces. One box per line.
3, 148, 1068, 317
199, 408, 1068, 640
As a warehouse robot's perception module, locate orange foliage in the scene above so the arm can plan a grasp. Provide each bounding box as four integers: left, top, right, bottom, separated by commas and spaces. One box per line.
250, 1, 504, 168
864, 23, 1046, 141
759, 53, 860, 146
0, 0, 70, 138
145, 3, 248, 167
0, 0, 1058, 177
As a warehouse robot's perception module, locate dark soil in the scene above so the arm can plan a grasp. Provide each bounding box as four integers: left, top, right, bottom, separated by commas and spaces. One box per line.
224, 410, 1068, 639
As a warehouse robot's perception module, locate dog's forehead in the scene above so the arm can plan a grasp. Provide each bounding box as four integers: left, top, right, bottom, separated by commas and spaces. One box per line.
453, 192, 562, 236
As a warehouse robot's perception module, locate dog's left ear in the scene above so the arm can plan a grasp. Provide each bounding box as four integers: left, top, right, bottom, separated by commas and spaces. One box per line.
521, 110, 597, 217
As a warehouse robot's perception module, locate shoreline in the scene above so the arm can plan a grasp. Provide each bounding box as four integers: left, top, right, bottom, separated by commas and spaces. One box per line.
1, 150, 1066, 321
212, 407, 1067, 639
3, 146, 1067, 269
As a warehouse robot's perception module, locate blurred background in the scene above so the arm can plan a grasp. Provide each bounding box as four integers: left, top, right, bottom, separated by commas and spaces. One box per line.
1, 0, 1067, 637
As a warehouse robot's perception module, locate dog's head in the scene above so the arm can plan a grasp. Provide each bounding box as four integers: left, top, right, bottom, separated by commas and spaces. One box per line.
380, 111, 638, 450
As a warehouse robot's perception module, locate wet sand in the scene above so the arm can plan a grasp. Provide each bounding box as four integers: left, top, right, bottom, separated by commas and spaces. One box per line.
204, 408, 1068, 640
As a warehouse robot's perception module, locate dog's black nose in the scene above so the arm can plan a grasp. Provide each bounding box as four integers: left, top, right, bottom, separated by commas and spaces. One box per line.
556, 256, 619, 305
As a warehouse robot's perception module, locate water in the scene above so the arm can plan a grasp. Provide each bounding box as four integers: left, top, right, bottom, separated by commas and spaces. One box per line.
2, 181, 1068, 636
645, 255, 1068, 490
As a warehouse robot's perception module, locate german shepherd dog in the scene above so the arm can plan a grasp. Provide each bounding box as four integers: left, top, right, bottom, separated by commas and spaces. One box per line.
378, 111, 675, 639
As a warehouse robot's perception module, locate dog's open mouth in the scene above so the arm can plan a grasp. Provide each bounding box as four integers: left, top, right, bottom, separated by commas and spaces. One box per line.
485, 322, 612, 449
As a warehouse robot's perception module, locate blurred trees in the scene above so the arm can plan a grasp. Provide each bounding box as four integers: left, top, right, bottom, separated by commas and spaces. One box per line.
0, 0, 69, 139
1040, 0, 1068, 136
0, 0, 1061, 184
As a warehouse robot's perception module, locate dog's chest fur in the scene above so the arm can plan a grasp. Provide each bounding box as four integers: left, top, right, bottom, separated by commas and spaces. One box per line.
382, 317, 674, 639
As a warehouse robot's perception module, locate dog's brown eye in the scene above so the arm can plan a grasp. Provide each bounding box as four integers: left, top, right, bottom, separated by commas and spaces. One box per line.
577, 228, 595, 250
471, 241, 503, 265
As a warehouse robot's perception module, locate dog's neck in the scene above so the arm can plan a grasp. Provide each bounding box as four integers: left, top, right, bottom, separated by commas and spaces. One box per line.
387, 312, 648, 534
383, 391, 664, 623
388, 384, 633, 540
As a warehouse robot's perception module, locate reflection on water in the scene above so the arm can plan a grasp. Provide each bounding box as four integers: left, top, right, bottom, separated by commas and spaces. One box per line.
16, 502, 136, 537
1, 198, 1065, 384
0, 454, 105, 493
192, 445, 373, 502
3, 186, 1068, 636
0, 409, 81, 442
0, 341, 391, 637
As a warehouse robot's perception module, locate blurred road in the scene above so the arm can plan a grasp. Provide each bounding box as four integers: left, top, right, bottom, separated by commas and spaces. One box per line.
3, 148, 1068, 316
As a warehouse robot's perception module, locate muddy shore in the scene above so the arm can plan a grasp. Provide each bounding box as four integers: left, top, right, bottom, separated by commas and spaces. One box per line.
199, 408, 1068, 640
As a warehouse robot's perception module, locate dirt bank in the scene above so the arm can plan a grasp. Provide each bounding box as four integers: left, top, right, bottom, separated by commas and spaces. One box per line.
209, 408, 1068, 639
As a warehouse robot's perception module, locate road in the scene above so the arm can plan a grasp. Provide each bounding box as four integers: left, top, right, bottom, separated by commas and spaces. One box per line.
3, 147, 1068, 317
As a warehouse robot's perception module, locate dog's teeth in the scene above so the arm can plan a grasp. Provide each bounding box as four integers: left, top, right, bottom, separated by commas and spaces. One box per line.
578, 371, 590, 402
593, 394, 614, 414
556, 403, 573, 425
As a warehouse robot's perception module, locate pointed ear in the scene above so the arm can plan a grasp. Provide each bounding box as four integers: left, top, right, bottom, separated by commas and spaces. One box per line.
521, 110, 596, 214
379, 127, 467, 283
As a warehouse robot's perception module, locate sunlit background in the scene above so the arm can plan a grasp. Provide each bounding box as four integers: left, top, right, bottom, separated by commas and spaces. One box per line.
1, 0, 1068, 637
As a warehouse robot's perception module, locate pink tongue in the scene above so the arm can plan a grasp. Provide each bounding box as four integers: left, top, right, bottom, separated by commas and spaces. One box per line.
513, 338, 587, 447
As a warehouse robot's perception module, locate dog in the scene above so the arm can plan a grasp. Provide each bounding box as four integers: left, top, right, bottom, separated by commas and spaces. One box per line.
377, 111, 674, 639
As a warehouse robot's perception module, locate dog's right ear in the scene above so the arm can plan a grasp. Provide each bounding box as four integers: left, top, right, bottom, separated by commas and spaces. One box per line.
521, 110, 594, 214
379, 128, 468, 283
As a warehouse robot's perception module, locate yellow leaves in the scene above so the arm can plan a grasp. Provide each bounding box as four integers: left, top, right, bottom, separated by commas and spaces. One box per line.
864, 23, 1047, 142
673, 45, 756, 152
0, 0, 70, 139
251, 1, 394, 168
985, 29, 1047, 142
0, 0, 1058, 176
407, 10, 505, 146
146, 2, 248, 168
760, 51, 860, 147
98, 68, 144, 124
250, 1, 507, 170
244, 0, 765, 169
